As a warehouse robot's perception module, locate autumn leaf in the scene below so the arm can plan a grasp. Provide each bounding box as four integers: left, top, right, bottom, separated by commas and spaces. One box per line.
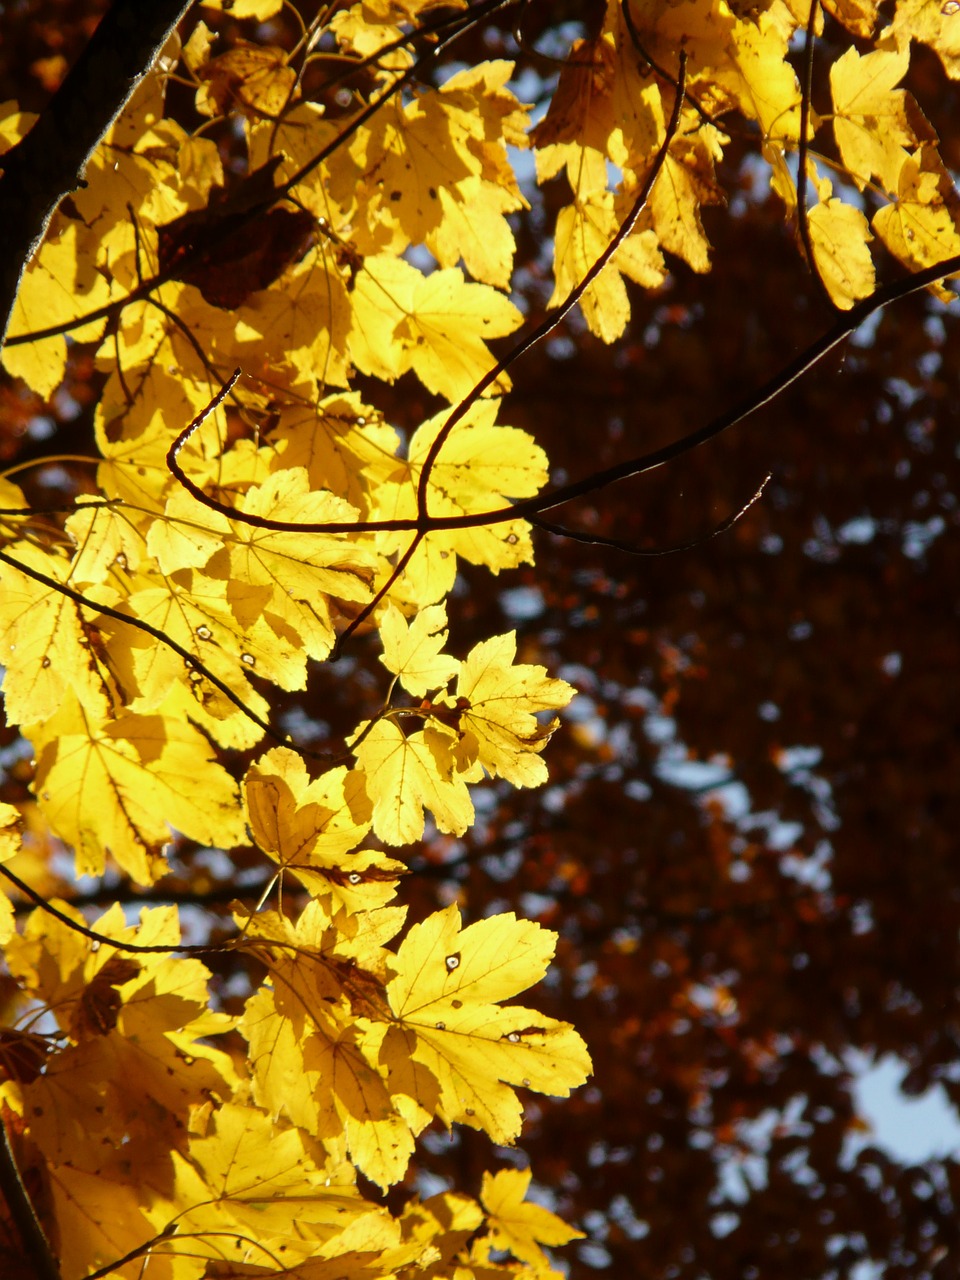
830, 45, 928, 192
549, 149, 665, 343
872, 147, 960, 287
352, 718, 474, 844
160, 1102, 378, 1265
238, 901, 415, 1188
243, 748, 403, 911
5, 904, 236, 1163
823, 0, 879, 37
0, 540, 114, 727
884, 0, 960, 80
0, 802, 21, 945
378, 602, 460, 698
29, 695, 245, 883
370, 399, 547, 606
2, 222, 111, 397
385, 906, 591, 1144
349, 255, 522, 401
478, 1168, 584, 1272
807, 192, 876, 309
442, 632, 575, 788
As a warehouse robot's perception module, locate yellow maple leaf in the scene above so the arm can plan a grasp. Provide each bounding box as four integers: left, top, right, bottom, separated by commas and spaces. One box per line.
65, 499, 146, 584
823, 0, 879, 38
363, 0, 467, 19
807, 191, 876, 310
371, 399, 547, 606
872, 147, 960, 289
244, 748, 403, 911
532, 4, 664, 173
397, 267, 522, 403
0, 540, 113, 727
645, 117, 726, 275
400, 1190, 483, 1262
830, 45, 928, 192
352, 719, 473, 844
264, 393, 400, 513
241, 251, 353, 395
549, 148, 665, 344
5, 905, 236, 1162
195, 41, 297, 119
212, 468, 375, 661
329, 5, 412, 66
2, 222, 111, 397
378, 602, 460, 698
349, 255, 521, 401
114, 569, 306, 712
29, 695, 245, 883
629, 0, 802, 144
478, 1167, 584, 1272
346, 52, 523, 266
47, 1160, 157, 1280
443, 632, 575, 789
160, 1102, 374, 1265
385, 905, 592, 1145
239, 902, 415, 1188
200, 0, 284, 19
245, 748, 372, 862
426, 174, 522, 290
351, 94, 476, 253
884, 0, 960, 80
0, 802, 20, 945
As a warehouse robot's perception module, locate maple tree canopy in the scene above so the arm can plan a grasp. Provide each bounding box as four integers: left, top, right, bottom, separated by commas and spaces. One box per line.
0, 0, 958, 1277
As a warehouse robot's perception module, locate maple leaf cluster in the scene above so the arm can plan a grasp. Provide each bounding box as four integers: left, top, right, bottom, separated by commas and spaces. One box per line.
0, 0, 958, 1276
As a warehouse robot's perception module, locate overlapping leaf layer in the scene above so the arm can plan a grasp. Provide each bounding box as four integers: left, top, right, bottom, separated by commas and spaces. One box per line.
0, 0, 958, 1275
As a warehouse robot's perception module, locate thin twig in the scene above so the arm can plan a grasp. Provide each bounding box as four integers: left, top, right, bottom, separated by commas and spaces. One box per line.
0, 863, 235, 956
529, 474, 771, 555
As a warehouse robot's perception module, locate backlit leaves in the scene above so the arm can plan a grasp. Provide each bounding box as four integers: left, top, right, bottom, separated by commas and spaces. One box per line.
353, 719, 473, 844
1, 0, 958, 1275
385, 906, 591, 1143
479, 1168, 584, 1272
30, 696, 245, 883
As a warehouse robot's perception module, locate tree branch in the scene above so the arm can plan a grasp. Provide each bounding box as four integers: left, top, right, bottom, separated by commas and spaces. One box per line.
0, 0, 193, 347
0, 1116, 61, 1280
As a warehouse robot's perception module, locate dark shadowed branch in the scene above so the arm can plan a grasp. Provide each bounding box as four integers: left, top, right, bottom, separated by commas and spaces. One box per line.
0, 0, 193, 346
0, 1117, 61, 1280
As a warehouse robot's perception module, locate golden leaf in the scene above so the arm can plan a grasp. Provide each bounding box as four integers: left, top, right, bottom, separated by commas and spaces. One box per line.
830, 45, 928, 192
352, 719, 474, 844
29, 696, 245, 883
478, 1167, 584, 1271
872, 147, 960, 289
443, 632, 575, 788
385, 906, 592, 1144
807, 192, 876, 309
378, 602, 459, 698
0, 541, 113, 727
884, 0, 960, 79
